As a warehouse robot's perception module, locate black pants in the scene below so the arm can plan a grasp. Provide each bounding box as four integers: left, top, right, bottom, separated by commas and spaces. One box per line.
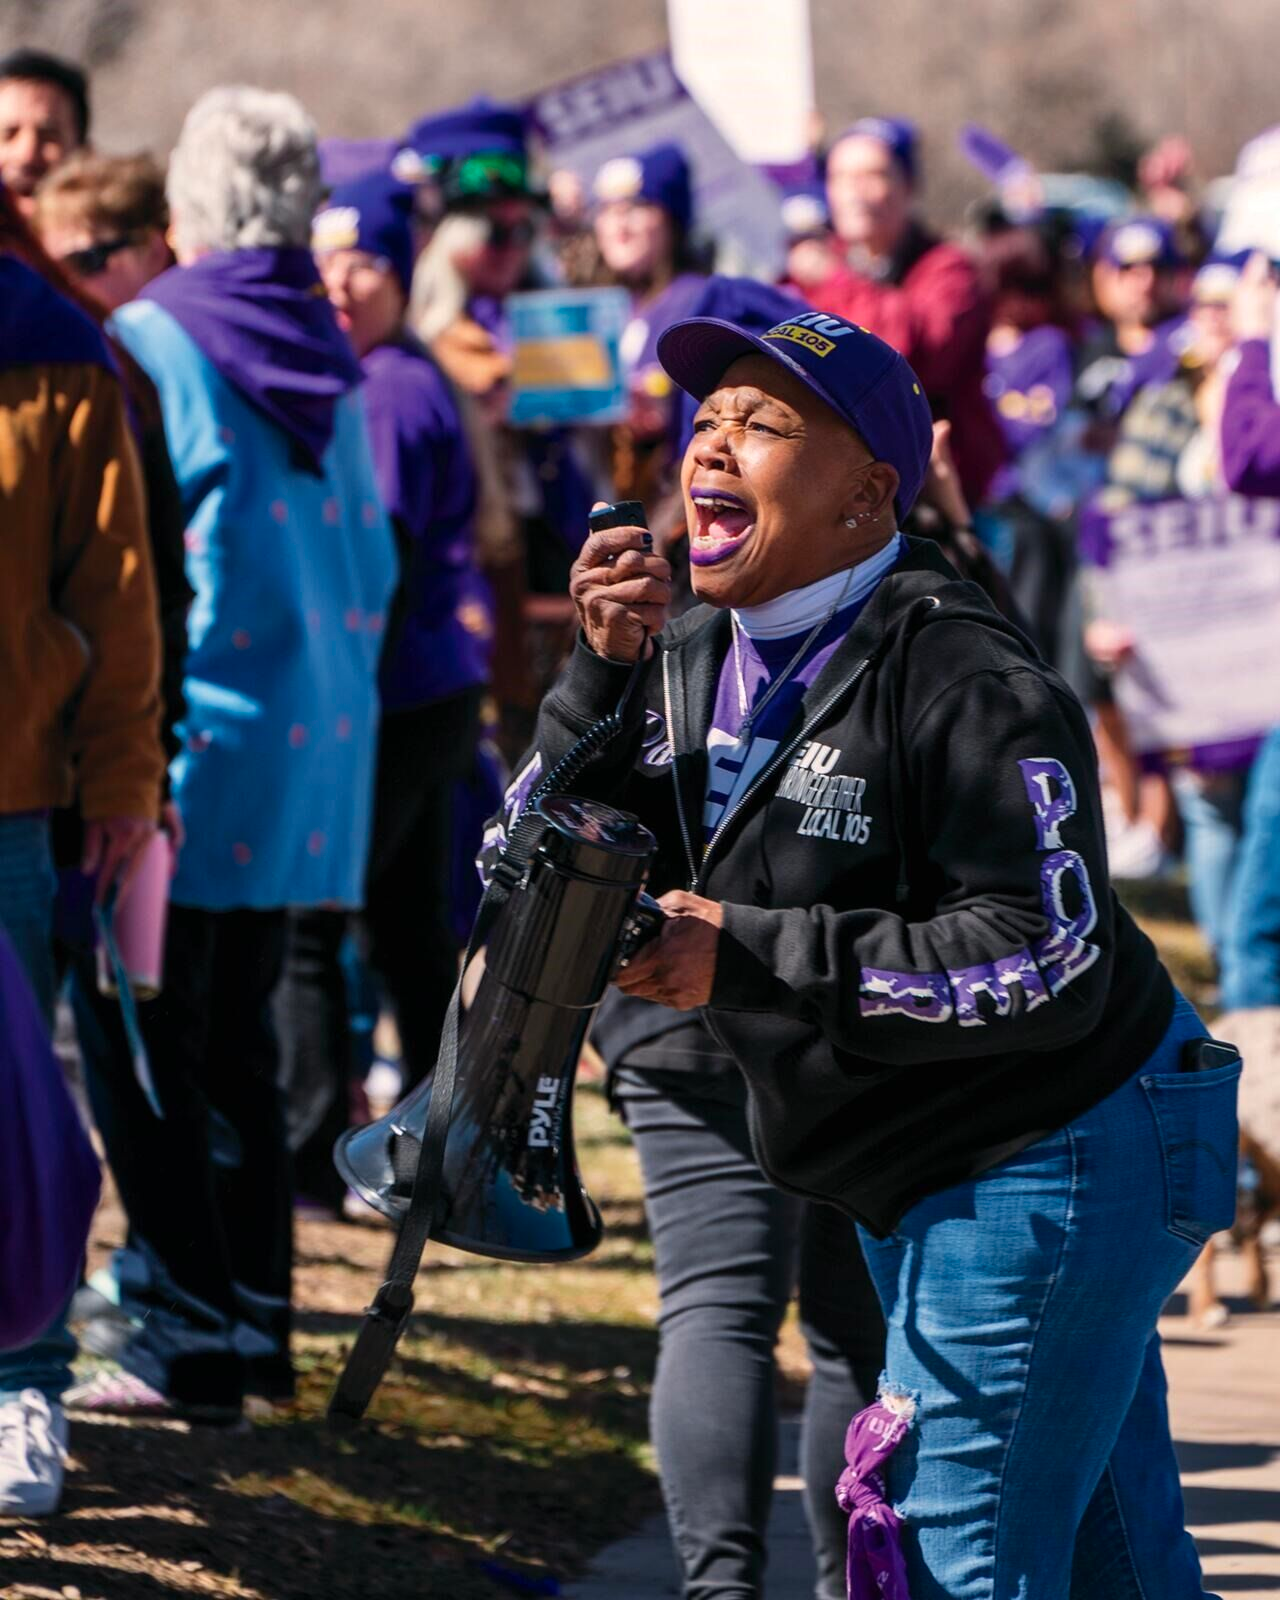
69, 904, 290, 1406
364, 689, 483, 1088
274, 690, 483, 1203
275, 907, 354, 1212
614, 1055, 885, 1600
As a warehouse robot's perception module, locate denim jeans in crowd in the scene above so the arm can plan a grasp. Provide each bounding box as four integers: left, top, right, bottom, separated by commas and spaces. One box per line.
0, 812, 78, 1404
1221, 725, 1280, 1010
616, 1048, 886, 1600
1169, 766, 1247, 967
859, 993, 1235, 1600
0, 812, 57, 1025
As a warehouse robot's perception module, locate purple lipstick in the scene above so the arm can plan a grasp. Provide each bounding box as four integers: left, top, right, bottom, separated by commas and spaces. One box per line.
689, 486, 756, 567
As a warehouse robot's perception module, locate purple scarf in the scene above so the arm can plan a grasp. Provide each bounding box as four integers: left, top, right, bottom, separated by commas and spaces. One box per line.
836, 1399, 914, 1600
0, 254, 114, 369
140, 247, 361, 469
0, 929, 101, 1351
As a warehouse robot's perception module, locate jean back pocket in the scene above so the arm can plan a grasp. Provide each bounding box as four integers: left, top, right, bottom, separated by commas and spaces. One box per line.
1141, 1061, 1242, 1247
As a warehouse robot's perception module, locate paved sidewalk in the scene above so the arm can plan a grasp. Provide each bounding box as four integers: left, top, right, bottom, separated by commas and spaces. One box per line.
565, 1251, 1280, 1599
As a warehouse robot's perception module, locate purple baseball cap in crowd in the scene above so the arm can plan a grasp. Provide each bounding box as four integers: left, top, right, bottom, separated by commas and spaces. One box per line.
656, 310, 934, 520
1096, 216, 1181, 270
1193, 250, 1252, 304
779, 182, 831, 240
834, 117, 919, 185
593, 142, 694, 232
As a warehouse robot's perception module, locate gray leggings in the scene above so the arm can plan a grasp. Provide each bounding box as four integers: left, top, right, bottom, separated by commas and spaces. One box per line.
614, 1060, 885, 1600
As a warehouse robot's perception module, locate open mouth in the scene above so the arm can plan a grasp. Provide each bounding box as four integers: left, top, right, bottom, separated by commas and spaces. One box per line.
689, 487, 756, 567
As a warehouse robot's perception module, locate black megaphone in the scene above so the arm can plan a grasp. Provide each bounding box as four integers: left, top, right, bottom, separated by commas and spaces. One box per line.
334, 793, 661, 1262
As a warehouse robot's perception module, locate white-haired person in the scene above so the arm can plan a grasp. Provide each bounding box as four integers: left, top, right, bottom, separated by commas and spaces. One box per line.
65, 87, 396, 1422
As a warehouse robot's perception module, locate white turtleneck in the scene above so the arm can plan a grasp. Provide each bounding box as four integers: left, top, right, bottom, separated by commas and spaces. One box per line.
702, 531, 904, 839
732, 532, 904, 640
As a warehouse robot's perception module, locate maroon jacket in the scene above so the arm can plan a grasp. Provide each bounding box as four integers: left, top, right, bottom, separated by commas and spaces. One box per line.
805, 224, 1005, 506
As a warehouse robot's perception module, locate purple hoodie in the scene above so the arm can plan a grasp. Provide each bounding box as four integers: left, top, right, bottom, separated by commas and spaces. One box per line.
1221, 339, 1280, 496
361, 336, 491, 710
140, 247, 361, 472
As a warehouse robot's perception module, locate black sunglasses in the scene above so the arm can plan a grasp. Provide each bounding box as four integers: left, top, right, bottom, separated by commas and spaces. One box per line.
60, 235, 138, 277
486, 217, 536, 250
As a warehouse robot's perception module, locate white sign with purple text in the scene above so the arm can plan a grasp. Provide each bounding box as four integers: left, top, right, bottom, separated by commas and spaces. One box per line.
527, 53, 786, 277
1080, 493, 1280, 766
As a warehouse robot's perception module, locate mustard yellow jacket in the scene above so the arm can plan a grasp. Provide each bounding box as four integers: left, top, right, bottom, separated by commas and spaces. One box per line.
0, 361, 163, 821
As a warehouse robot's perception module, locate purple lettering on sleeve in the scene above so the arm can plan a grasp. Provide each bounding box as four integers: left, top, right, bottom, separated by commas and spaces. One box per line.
641, 709, 673, 768
1018, 757, 1077, 851
504, 753, 543, 828
477, 752, 543, 885
948, 949, 1052, 1027
860, 968, 954, 1024
1033, 848, 1101, 992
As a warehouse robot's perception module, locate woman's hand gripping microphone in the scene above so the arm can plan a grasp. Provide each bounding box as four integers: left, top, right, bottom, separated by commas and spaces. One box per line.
571, 501, 671, 664
614, 890, 723, 1010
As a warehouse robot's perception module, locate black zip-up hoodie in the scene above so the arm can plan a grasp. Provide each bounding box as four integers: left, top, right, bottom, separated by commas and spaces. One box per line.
498, 539, 1174, 1236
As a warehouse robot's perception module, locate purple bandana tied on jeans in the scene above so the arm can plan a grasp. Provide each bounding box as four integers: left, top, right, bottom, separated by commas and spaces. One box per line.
836, 1398, 914, 1600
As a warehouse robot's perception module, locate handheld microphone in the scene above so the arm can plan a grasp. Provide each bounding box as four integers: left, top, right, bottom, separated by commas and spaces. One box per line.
589, 500, 652, 548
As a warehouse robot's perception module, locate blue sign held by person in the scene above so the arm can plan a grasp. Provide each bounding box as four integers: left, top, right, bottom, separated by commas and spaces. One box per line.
507, 287, 631, 427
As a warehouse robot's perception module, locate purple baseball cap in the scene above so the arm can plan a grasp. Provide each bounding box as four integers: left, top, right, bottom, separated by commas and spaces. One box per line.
656, 310, 934, 520
834, 117, 919, 185
1096, 216, 1181, 270
593, 142, 694, 232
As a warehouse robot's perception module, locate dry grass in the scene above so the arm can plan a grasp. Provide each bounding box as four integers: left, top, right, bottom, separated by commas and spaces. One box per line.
0, 885, 1213, 1599
0, 1084, 661, 1600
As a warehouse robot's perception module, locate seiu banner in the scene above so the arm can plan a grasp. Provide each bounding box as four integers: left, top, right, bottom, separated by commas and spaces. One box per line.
527, 52, 787, 277
1079, 493, 1280, 767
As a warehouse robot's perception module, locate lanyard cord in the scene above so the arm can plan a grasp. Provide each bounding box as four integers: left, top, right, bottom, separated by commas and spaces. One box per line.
730, 568, 855, 740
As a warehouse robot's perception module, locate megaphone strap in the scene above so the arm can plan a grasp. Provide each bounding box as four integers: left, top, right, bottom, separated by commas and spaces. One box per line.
328, 864, 514, 1427
326, 988, 463, 1428
328, 641, 656, 1426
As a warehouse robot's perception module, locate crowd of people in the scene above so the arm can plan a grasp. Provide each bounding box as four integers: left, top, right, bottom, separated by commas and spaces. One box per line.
2, 37, 1279, 1599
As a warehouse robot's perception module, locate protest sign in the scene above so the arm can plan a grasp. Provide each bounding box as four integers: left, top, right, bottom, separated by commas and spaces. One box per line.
667, 0, 813, 167
318, 137, 396, 188
527, 53, 787, 277
1079, 493, 1280, 767
507, 286, 630, 427
1216, 125, 1280, 260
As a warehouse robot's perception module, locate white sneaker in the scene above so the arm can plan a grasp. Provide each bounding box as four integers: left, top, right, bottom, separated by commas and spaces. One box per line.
0, 1389, 68, 1515
364, 1059, 404, 1116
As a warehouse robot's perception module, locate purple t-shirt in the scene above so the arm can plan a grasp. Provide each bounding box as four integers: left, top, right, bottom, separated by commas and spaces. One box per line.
704, 593, 889, 840
983, 325, 1074, 499
362, 337, 492, 710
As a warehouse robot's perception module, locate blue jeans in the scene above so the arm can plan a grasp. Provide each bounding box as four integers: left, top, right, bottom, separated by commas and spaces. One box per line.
0, 813, 78, 1403
616, 1054, 885, 1600
1170, 768, 1247, 966
0, 813, 57, 1026
859, 994, 1236, 1600
1221, 726, 1280, 1009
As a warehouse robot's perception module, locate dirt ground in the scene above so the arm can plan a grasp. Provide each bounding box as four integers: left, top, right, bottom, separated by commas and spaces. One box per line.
0, 882, 1234, 1599
0, 1084, 664, 1600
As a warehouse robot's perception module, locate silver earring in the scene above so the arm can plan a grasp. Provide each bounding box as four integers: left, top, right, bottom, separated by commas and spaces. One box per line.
845, 515, 862, 527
